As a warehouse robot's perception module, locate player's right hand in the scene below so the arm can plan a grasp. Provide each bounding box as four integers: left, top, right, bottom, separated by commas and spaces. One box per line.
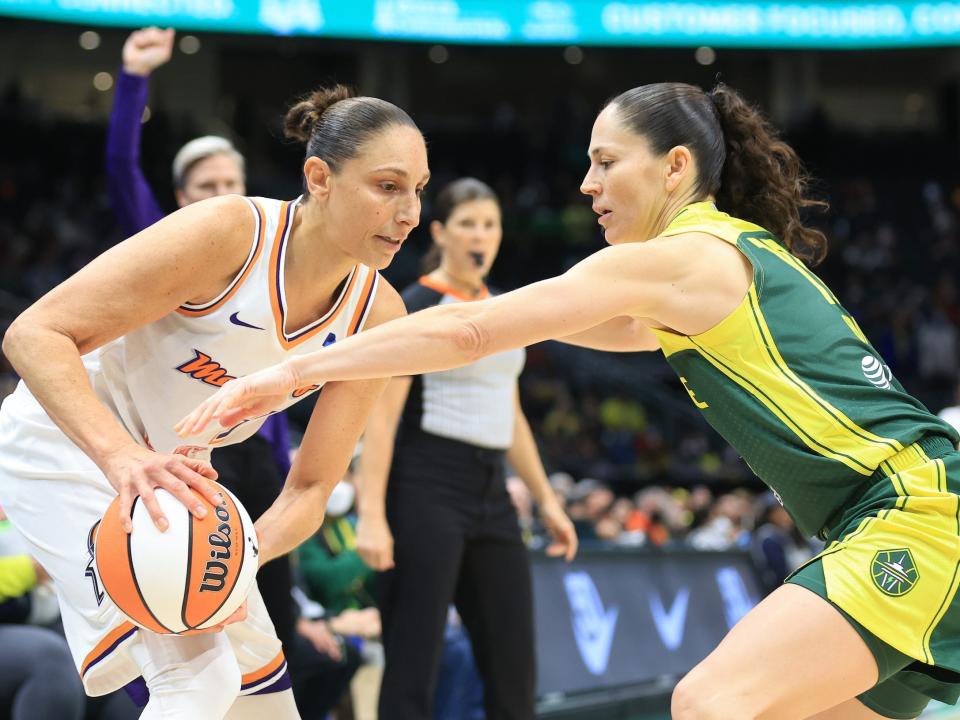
122, 27, 175, 77
103, 444, 221, 533
356, 514, 395, 570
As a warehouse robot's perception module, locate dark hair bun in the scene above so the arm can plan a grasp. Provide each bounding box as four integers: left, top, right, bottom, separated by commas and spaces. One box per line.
283, 84, 356, 144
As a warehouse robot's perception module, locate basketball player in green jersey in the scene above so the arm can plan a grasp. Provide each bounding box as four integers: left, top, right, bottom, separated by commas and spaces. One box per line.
180, 82, 960, 718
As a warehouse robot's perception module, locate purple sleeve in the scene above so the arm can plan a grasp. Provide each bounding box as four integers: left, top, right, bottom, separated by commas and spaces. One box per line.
259, 414, 292, 479
105, 69, 165, 236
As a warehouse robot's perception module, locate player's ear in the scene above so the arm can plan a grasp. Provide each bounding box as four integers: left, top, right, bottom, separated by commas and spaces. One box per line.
304, 157, 334, 200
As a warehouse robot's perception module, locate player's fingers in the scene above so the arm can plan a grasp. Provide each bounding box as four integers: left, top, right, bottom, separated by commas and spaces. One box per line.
117, 481, 135, 534
223, 601, 247, 626
162, 465, 210, 520
558, 524, 578, 561
546, 543, 566, 557
178, 392, 225, 435
176, 455, 219, 481
197, 389, 243, 431
175, 461, 225, 509
135, 482, 169, 532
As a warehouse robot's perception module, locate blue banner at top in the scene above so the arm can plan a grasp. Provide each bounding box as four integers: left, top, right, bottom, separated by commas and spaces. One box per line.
3, 0, 960, 48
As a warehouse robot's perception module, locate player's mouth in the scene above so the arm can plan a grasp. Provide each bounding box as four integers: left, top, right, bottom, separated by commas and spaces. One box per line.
375, 235, 404, 251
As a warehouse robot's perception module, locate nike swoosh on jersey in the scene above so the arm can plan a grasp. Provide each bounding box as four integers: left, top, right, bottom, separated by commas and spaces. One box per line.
229, 312, 265, 330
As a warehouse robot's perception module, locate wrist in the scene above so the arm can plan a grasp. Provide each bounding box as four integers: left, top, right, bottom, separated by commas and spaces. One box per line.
538, 494, 561, 514
121, 63, 153, 77
95, 437, 144, 475
358, 500, 387, 521
283, 357, 305, 390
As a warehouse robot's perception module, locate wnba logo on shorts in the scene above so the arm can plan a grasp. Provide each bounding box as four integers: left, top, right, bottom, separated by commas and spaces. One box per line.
199, 504, 233, 593
871, 548, 919, 597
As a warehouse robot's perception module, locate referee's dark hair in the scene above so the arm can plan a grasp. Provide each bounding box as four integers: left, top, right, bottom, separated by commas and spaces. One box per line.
422, 177, 498, 273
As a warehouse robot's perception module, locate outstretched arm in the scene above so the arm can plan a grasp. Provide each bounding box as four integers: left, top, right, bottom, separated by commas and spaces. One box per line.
177, 232, 752, 433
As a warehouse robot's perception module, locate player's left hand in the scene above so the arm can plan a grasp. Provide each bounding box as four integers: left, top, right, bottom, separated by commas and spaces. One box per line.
190, 600, 247, 634
541, 499, 578, 562
175, 362, 300, 436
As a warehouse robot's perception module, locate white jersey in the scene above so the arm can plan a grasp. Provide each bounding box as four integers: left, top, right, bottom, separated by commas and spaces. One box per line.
0, 195, 374, 697
83, 194, 379, 455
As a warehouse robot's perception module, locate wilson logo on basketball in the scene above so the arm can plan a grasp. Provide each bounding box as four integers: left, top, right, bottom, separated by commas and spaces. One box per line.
176, 350, 236, 387
199, 504, 234, 593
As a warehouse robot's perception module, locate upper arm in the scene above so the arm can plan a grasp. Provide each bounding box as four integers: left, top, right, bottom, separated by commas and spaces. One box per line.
364, 376, 412, 447
359, 280, 413, 448
15, 195, 253, 355
558, 316, 661, 352
291, 280, 409, 488
291, 375, 392, 490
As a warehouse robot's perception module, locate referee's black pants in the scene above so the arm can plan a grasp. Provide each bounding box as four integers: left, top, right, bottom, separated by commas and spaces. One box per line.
378, 433, 535, 720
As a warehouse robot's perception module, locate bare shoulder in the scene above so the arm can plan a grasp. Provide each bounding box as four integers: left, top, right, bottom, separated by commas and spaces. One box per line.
154, 194, 254, 254
364, 277, 406, 329
130, 194, 257, 303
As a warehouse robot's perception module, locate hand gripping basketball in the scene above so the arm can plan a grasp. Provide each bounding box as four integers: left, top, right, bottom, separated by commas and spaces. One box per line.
103, 445, 222, 534
94, 481, 259, 634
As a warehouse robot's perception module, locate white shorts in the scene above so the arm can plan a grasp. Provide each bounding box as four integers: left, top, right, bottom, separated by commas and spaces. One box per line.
0, 384, 287, 698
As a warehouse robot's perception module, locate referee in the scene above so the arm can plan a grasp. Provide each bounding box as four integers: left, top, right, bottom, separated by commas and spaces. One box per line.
355, 178, 577, 720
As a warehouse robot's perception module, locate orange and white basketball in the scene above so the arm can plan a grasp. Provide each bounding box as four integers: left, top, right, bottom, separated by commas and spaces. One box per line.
94, 482, 258, 634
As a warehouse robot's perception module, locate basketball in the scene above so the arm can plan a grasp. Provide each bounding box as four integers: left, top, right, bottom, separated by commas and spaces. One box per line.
94, 482, 259, 634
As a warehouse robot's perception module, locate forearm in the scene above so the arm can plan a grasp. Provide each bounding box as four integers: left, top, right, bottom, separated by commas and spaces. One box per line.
356, 430, 396, 520
290, 304, 492, 386
255, 482, 328, 564
506, 409, 553, 507
357, 376, 408, 519
3, 322, 139, 469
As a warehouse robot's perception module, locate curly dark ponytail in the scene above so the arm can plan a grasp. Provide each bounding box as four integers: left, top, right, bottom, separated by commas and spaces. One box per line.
608, 82, 828, 266
708, 84, 827, 266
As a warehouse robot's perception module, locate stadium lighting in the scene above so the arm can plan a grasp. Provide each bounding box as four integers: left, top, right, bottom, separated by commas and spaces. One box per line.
93, 71, 113, 91
564, 45, 584, 64
78, 30, 100, 50
179, 35, 201, 54
695, 46, 717, 65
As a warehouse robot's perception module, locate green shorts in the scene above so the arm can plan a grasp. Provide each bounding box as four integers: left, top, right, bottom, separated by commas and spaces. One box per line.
788, 441, 960, 718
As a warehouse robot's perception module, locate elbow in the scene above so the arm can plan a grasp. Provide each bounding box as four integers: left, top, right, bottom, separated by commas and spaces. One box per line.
2, 316, 25, 365
450, 315, 490, 364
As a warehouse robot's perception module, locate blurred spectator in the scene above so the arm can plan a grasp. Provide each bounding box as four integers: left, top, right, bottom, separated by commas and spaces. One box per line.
298, 479, 377, 615
0, 507, 139, 720
750, 493, 819, 594
687, 493, 753, 551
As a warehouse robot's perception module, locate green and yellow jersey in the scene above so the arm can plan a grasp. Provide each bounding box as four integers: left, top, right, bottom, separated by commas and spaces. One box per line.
650, 202, 958, 537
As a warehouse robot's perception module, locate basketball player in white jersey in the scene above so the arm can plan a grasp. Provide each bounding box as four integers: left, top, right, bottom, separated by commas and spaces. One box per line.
0, 85, 429, 720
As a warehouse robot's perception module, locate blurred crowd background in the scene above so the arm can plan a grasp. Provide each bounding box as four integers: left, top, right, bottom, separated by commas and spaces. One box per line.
3, 23, 960, 537
3, 11, 960, 719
